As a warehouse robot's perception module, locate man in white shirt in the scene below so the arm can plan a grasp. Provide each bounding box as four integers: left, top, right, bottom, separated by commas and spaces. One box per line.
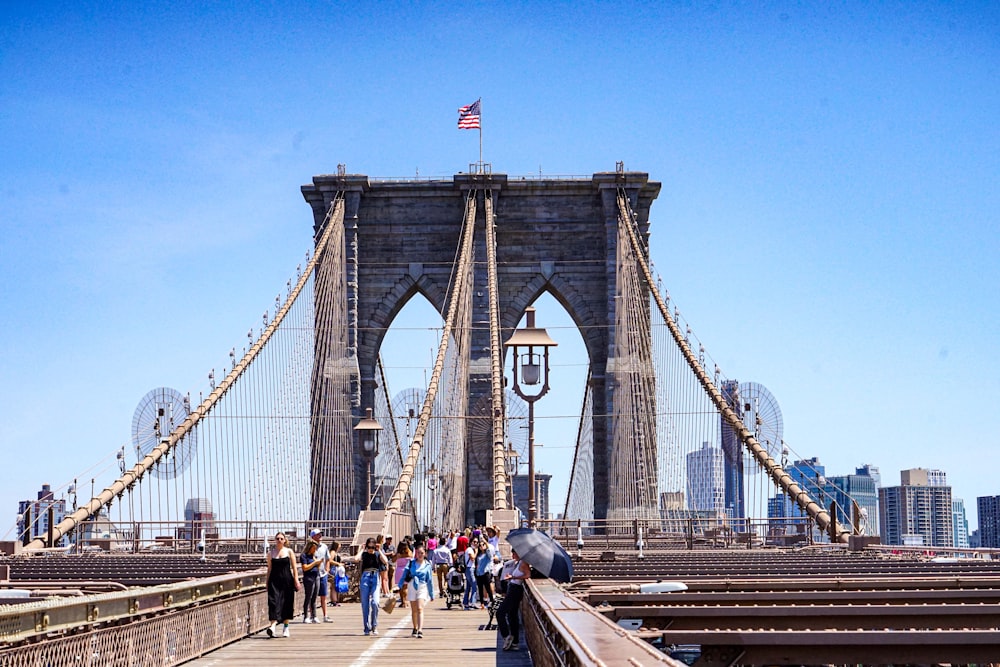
309, 529, 333, 623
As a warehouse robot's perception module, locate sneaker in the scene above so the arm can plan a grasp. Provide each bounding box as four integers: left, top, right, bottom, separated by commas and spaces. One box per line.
417, 631, 424, 638
371, 629, 378, 636
502, 635, 514, 651
302, 617, 310, 624
323, 616, 333, 623
411, 629, 418, 637
266, 625, 275, 638
364, 631, 370, 636
282, 627, 290, 638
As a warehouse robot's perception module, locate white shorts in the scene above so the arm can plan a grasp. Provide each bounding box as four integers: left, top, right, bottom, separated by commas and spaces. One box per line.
406, 581, 430, 603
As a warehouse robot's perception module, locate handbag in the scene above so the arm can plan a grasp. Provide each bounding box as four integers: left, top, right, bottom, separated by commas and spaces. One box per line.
380, 595, 396, 613
334, 571, 349, 594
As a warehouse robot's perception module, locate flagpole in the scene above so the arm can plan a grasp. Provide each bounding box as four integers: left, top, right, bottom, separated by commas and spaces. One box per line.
479, 99, 483, 171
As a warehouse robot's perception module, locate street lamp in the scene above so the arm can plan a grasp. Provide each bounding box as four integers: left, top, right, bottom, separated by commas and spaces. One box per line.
427, 462, 438, 529
354, 408, 383, 510
504, 306, 557, 528
505, 442, 520, 520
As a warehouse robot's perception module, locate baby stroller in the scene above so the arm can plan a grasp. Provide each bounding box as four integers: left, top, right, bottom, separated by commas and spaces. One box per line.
444, 566, 465, 609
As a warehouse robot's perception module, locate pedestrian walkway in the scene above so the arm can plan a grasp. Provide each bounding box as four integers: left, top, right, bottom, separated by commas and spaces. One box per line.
186, 599, 534, 666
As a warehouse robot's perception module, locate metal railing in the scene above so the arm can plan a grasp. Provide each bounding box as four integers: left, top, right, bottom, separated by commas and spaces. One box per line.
0, 569, 271, 665
536, 516, 850, 553
521, 579, 686, 667
31, 519, 358, 555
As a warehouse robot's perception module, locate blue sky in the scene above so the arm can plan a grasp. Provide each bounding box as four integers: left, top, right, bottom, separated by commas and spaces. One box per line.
2, 2, 997, 536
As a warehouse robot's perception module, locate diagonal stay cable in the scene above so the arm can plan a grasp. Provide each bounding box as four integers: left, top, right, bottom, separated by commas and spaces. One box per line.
385, 189, 478, 513
615, 188, 848, 543
27, 194, 347, 550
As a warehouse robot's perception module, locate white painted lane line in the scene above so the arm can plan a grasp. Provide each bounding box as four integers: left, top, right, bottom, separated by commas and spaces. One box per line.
348, 615, 412, 667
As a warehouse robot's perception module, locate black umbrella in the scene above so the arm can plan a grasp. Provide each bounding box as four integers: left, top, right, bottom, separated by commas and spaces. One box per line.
506, 528, 574, 583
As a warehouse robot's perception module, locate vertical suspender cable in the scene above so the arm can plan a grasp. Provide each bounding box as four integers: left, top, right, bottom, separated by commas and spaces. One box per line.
386, 190, 477, 513
615, 189, 846, 543
483, 189, 509, 510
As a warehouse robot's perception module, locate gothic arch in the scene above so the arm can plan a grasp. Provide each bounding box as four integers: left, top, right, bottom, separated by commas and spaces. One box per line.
359, 271, 449, 380
502, 273, 604, 371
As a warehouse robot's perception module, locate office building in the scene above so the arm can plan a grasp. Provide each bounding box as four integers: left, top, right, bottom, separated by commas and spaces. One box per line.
177, 497, 216, 541
686, 441, 725, 514
977, 495, 1000, 548
879, 468, 953, 547
17, 484, 68, 547
952, 498, 970, 549
827, 466, 880, 537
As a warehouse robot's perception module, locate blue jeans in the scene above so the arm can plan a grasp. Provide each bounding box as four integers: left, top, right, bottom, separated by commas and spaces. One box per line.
359, 571, 380, 633
463, 567, 477, 607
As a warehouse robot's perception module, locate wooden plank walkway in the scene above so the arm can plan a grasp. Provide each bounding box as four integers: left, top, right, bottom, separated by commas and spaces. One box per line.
186, 599, 535, 666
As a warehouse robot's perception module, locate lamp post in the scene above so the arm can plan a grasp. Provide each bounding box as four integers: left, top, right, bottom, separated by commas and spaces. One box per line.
504, 306, 557, 528
427, 462, 438, 529
505, 442, 520, 521
354, 408, 383, 510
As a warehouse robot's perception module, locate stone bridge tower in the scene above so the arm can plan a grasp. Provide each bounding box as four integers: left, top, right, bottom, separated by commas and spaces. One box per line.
302, 170, 661, 524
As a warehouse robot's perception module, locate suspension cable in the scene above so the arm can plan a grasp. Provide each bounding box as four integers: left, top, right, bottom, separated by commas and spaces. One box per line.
26, 194, 347, 550
386, 189, 478, 512
615, 187, 848, 543
483, 189, 509, 510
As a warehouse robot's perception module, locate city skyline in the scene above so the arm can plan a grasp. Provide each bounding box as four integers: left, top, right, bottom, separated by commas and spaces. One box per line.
2, 4, 998, 535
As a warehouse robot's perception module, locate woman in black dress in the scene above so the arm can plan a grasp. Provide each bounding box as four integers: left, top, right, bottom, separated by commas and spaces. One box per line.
266, 532, 301, 637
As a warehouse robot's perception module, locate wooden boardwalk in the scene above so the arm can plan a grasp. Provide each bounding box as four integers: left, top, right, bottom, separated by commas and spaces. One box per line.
186, 599, 535, 666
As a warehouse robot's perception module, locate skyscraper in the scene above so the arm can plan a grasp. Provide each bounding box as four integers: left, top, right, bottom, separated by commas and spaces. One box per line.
17, 484, 68, 548
879, 468, 953, 547
952, 498, 970, 549
686, 441, 725, 514
827, 466, 880, 537
977, 495, 1000, 548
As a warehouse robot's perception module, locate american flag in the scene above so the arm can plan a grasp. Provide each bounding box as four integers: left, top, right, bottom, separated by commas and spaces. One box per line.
457, 99, 481, 129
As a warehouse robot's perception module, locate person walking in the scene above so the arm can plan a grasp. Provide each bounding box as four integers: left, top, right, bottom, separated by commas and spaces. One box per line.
474, 539, 495, 609
354, 537, 389, 636
393, 539, 413, 609
497, 549, 530, 651
375, 534, 391, 596
431, 538, 453, 595
462, 536, 477, 609
308, 529, 333, 622
300, 536, 321, 623
403, 545, 435, 638
265, 532, 300, 638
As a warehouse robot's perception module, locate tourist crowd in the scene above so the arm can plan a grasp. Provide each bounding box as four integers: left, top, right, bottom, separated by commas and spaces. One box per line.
265, 525, 529, 652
